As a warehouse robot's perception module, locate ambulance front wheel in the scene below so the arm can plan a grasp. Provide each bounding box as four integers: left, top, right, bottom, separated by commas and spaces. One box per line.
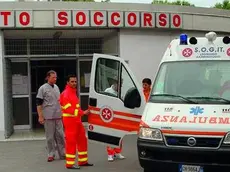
143, 169, 151, 172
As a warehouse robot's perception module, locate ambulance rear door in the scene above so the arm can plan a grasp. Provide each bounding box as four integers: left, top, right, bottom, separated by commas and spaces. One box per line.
88, 53, 146, 147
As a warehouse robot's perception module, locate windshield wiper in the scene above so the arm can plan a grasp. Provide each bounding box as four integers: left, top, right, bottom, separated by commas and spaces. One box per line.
151, 93, 198, 104
186, 96, 230, 104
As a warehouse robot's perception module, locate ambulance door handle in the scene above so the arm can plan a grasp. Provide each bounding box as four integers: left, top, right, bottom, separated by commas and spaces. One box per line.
89, 97, 97, 107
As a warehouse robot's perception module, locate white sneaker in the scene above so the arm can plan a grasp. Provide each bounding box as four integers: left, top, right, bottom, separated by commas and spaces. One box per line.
115, 153, 125, 160
108, 155, 114, 162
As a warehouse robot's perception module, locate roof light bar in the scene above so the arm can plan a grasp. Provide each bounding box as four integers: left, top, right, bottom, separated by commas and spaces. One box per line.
205, 32, 217, 42
180, 34, 188, 45
223, 36, 230, 44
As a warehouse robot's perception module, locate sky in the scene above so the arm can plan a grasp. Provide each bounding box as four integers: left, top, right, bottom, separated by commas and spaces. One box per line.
95, 0, 224, 8
0, 0, 224, 7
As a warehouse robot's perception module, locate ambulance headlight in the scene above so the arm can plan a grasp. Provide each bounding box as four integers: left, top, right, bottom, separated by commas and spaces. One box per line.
138, 127, 163, 141
223, 132, 230, 144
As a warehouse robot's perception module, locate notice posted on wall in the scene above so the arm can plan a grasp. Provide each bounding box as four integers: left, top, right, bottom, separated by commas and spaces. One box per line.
12, 74, 28, 95
84, 73, 91, 88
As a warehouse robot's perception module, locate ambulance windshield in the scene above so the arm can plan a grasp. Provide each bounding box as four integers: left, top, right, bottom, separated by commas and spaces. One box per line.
150, 60, 230, 104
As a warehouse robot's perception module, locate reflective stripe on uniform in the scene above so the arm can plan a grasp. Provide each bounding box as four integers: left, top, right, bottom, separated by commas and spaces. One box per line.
66, 154, 76, 158
76, 104, 80, 108
62, 103, 71, 110
74, 109, 79, 116
66, 161, 75, 165
62, 113, 77, 117
78, 158, 88, 162
78, 151, 87, 155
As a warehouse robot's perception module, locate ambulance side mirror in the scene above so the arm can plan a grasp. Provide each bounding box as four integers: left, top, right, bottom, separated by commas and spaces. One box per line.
123, 87, 141, 109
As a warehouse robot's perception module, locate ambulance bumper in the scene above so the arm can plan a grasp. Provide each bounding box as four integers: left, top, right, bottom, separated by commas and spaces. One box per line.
137, 138, 230, 172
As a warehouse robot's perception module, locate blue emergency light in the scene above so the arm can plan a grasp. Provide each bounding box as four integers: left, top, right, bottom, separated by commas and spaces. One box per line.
180, 34, 188, 45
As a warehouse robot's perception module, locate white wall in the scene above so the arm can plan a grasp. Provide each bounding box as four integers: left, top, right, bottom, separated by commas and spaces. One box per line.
102, 33, 118, 55
119, 29, 171, 84
119, 29, 228, 85
0, 31, 5, 140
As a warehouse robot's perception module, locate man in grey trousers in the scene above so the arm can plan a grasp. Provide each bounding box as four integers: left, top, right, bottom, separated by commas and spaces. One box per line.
36, 70, 65, 162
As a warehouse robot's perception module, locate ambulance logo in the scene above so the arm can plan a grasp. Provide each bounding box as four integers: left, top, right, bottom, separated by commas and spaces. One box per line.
226, 48, 230, 56
182, 48, 193, 58
100, 106, 114, 123
190, 106, 204, 115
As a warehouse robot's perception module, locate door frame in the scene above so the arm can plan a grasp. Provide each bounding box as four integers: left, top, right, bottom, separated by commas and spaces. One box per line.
77, 58, 93, 98
11, 58, 32, 130
30, 57, 77, 129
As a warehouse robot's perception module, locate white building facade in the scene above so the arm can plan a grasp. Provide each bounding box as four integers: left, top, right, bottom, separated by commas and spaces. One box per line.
0, 2, 230, 140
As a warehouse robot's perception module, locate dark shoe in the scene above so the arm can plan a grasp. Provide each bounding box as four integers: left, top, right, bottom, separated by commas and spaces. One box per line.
66, 165, 80, 169
47, 156, 54, 162
79, 163, 94, 166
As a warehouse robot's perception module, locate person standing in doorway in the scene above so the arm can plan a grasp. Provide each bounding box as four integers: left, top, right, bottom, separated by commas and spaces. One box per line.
59, 74, 93, 169
105, 77, 125, 162
36, 70, 65, 162
142, 78, 152, 102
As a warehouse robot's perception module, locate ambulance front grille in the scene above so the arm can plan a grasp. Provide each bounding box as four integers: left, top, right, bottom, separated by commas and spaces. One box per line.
164, 136, 222, 148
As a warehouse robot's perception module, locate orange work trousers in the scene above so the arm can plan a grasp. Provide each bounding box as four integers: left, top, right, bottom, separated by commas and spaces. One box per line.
107, 140, 123, 155
62, 118, 88, 167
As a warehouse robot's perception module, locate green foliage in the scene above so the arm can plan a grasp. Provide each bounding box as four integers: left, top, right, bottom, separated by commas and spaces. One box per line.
152, 0, 194, 6
63, 0, 94, 2
214, 0, 230, 9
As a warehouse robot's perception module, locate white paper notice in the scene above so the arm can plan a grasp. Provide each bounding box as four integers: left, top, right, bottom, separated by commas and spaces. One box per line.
12, 74, 28, 95
84, 73, 90, 88
12, 75, 23, 85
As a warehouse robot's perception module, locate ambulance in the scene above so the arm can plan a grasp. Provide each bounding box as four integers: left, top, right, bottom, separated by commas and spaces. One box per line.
88, 32, 230, 172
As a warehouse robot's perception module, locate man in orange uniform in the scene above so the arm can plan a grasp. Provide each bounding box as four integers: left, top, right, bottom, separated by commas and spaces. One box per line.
142, 78, 152, 102
59, 74, 93, 169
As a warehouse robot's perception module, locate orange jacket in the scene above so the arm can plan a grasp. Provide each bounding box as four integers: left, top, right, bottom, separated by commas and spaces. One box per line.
59, 85, 84, 121
143, 89, 151, 102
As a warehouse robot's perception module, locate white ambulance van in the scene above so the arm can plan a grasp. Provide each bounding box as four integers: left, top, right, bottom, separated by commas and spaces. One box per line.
88, 32, 230, 172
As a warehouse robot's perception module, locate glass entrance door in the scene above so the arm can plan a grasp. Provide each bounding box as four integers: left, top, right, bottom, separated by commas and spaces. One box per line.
11, 60, 31, 130
78, 58, 92, 122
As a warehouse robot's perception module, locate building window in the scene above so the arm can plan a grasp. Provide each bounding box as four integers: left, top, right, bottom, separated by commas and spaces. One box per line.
79, 38, 102, 54
4, 39, 27, 55
30, 39, 76, 55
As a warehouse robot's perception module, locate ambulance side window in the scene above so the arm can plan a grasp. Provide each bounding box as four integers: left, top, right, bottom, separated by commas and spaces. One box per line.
120, 64, 138, 101
95, 58, 120, 98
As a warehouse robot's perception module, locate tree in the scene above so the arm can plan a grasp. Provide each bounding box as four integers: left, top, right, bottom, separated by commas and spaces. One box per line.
152, 0, 194, 6
63, 0, 94, 2
214, 0, 230, 9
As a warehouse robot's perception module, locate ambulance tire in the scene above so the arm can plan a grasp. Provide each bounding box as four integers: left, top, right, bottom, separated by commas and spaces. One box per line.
144, 168, 160, 172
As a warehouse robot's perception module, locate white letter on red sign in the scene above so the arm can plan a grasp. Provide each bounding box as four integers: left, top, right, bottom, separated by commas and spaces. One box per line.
141, 12, 155, 28
55, 10, 71, 27
72, 11, 89, 27
125, 12, 140, 27
108, 11, 123, 27
156, 13, 169, 28
91, 11, 107, 27
171, 14, 182, 28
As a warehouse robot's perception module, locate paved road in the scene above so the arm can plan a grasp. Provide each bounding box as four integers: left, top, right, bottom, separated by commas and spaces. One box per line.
0, 135, 143, 172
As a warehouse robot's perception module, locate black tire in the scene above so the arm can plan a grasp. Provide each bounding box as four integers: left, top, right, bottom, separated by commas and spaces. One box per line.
144, 168, 160, 172
144, 169, 151, 172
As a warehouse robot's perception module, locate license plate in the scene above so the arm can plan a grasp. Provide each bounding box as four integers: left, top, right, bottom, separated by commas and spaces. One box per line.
179, 164, 204, 172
